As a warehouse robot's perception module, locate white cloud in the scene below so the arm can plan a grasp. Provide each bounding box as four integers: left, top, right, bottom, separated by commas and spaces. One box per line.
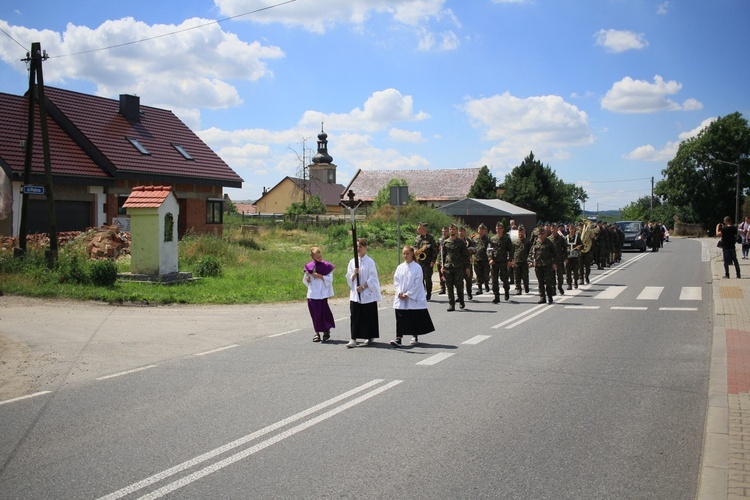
418, 29, 460, 51
0, 18, 283, 126
657, 1, 671, 15
389, 128, 426, 142
601, 75, 703, 113
299, 88, 430, 132
594, 29, 649, 53
198, 90, 432, 191
463, 92, 593, 168
623, 117, 717, 161
214, 0, 450, 33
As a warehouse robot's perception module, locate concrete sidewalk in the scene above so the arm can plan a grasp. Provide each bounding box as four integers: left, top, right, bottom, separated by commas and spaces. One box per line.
699, 243, 750, 499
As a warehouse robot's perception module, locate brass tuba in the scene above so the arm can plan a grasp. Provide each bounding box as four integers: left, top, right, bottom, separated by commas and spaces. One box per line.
415, 243, 430, 261
580, 220, 598, 253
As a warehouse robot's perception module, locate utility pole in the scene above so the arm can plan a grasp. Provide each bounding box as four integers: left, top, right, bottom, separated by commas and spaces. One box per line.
18, 42, 58, 267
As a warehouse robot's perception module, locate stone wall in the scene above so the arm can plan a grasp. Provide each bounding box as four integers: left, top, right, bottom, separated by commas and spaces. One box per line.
673, 222, 705, 237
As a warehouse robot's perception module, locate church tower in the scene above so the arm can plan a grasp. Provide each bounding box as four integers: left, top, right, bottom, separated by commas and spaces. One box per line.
308, 123, 337, 184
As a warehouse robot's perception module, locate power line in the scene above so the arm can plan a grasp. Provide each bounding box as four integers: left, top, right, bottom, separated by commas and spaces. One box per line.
0, 26, 28, 52
46, 0, 296, 59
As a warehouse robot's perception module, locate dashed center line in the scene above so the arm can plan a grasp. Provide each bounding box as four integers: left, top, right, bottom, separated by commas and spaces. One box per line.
0, 391, 52, 406
97, 365, 158, 381
416, 353, 455, 366
462, 335, 491, 345
194, 345, 239, 356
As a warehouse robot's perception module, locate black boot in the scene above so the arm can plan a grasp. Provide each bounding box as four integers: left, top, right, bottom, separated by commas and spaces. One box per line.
492, 294, 500, 304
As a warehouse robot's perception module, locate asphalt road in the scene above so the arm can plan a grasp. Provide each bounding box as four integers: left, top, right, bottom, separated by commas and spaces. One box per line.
0, 238, 712, 498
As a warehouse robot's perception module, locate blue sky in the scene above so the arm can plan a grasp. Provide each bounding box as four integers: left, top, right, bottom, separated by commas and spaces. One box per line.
1, 0, 748, 212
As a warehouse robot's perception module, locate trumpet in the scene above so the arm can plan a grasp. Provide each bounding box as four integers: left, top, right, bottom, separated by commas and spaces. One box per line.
415, 243, 430, 261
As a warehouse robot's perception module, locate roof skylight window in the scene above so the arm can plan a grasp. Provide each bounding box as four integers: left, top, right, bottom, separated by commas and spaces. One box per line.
172, 143, 194, 160
126, 137, 150, 155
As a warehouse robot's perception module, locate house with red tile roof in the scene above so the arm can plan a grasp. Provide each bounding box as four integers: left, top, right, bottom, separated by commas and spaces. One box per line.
0, 87, 242, 237
343, 167, 482, 208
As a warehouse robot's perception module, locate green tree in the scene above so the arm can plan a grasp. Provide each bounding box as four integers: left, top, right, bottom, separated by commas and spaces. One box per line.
468, 165, 498, 199
655, 112, 750, 230
501, 152, 581, 222
371, 178, 415, 211
285, 194, 327, 215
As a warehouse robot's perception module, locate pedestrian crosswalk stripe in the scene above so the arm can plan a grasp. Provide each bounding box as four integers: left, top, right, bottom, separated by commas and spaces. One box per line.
594, 286, 626, 300
637, 286, 663, 300
659, 307, 699, 311
564, 305, 599, 309
611, 306, 648, 311
679, 287, 702, 301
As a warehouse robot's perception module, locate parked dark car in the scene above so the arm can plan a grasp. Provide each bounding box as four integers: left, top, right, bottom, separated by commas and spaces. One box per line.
616, 220, 647, 252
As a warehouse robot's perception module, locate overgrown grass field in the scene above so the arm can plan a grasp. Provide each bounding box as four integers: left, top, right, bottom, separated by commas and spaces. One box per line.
0, 205, 457, 305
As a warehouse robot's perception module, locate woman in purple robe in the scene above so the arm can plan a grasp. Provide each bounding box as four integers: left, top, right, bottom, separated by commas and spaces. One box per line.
303, 247, 335, 342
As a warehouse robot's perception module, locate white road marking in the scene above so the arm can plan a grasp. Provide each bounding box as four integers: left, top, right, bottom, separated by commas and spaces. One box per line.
96, 365, 158, 381
0, 391, 52, 406
637, 286, 663, 300
680, 287, 702, 301
267, 329, 300, 338
99, 379, 393, 500
133, 380, 403, 500
491, 289, 581, 329
611, 306, 648, 311
564, 305, 599, 310
462, 335, 491, 345
193, 345, 239, 356
492, 303, 548, 329
594, 286, 626, 300
659, 307, 699, 311
416, 353, 455, 366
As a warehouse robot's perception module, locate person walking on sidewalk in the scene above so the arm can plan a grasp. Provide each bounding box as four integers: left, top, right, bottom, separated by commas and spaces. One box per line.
391, 245, 435, 347
740, 215, 750, 260
303, 247, 336, 343
717, 216, 742, 279
346, 238, 382, 347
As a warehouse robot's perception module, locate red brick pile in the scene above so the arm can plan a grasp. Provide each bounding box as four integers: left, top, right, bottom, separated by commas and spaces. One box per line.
0, 226, 130, 260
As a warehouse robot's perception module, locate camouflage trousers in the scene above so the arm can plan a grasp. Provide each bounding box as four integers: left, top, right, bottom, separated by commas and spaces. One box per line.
473, 259, 490, 290
534, 265, 556, 299
444, 269, 465, 306
513, 263, 529, 293
491, 262, 510, 297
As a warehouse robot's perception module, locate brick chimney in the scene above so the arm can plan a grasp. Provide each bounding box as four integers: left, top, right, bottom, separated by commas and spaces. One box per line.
119, 94, 141, 122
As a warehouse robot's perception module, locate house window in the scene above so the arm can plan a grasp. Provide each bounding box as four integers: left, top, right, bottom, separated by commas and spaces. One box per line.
172, 144, 194, 160
126, 137, 150, 155
117, 195, 129, 215
206, 199, 223, 224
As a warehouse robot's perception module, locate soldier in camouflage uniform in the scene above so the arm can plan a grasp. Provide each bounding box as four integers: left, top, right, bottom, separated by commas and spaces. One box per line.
578, 222, 593, 285
472, 223, 490, 295
565, 224, 582, 290
441, 224, 471, 311
511, 225, 532, 295
530, 228, 560, 304
414, 222, 438, 300
550, 223, 567, 295
488, 221, 514, 303
458, 226, 475, 300
437, 226, 449, 294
